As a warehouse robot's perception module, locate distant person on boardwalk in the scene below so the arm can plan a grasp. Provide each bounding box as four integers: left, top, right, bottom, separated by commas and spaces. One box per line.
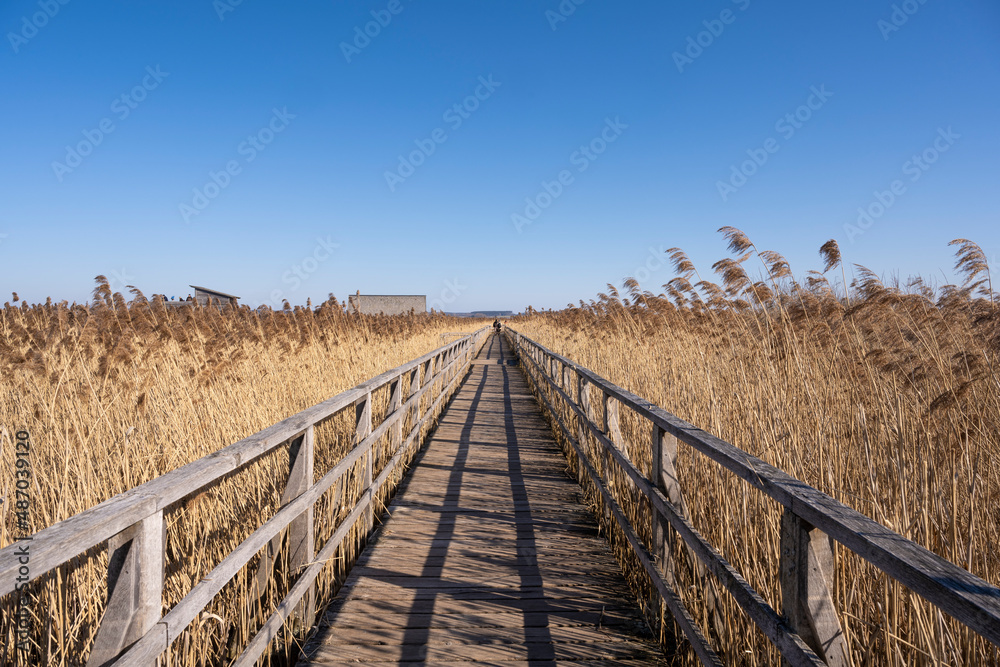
493, 318, 501, 335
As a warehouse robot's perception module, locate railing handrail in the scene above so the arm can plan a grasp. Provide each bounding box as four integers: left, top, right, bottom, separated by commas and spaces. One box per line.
1, 327, 489, 666
506, 327, 1000, 664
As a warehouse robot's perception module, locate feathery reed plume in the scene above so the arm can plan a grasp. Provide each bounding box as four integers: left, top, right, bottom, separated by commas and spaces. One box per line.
711, 258, 751, 296
666, 247, 697, 279
623, 277, 642, 300
92, 275, 113, 308
717, 225, 753, 255
819, 238, 850, 307
950, 238, 994, 306
819, 239, 841, 273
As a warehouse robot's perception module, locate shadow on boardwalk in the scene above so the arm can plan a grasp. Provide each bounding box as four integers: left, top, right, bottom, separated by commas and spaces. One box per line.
301, 335, 666, 665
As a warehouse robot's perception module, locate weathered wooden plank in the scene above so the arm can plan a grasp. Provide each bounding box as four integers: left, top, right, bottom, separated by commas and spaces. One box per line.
342, 571, 627, 588
321, 624, 654, 646
354, 542, 613, 561
305, 638, 665, 664
334, 584, 638, 604
327, 596, 644, 617
326, 609, 647, 630
355, 551, 618, 568
308, 662, 654, 667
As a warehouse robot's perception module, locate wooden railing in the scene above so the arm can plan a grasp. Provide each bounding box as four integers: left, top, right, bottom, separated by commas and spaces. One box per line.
507, 328, 1000, 666
0, 328, 488, 666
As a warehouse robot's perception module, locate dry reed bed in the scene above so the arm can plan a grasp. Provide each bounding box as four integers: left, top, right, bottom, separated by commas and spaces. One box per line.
514, 233, 999, 666
0, 282, 480, 666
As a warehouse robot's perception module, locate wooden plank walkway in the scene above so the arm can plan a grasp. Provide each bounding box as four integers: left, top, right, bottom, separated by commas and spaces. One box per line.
300, 334, 666, 665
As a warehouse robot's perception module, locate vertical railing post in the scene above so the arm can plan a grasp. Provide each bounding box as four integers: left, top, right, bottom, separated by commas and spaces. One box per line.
286, 426, 315, 631
420, 358, 432, 437
252, 428, 316, 615
603, 393, 622, 483
651, 423, 726, 643
599, 392, 619, 523
355, 393, 373, 533
389, 374, 403, 456
780, 510, 851, 666
604, 393, 623, 449
563, 365, 572, 400
576, 372, 592, 486
432, 354, 442, 415
411, 364, 423, 427
651, 425, 679, 585
87, 511, 164, 667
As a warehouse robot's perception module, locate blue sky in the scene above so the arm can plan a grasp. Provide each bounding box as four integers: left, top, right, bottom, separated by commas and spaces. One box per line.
2, 1, 998, 311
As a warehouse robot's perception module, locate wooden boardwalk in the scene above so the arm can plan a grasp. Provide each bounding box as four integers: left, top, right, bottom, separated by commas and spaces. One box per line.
301, 334, 666, 665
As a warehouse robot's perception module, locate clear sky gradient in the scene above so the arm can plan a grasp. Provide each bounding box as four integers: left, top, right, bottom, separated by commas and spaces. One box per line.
2, 1, 998, 311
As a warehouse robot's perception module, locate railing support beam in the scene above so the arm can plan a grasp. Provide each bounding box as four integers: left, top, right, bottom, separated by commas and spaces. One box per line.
780, 510, 851, 666
286, 427, 315, 632
88, 511, 164, 667
355, 393, 373, 534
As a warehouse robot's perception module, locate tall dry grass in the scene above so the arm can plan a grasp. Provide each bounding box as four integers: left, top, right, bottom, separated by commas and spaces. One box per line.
0, 280, 480, 666
515, 232, 999, 665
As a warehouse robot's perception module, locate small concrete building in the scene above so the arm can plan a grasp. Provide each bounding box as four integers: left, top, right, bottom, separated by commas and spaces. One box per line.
190, 285, 240, 307
348, 293, 426, 316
